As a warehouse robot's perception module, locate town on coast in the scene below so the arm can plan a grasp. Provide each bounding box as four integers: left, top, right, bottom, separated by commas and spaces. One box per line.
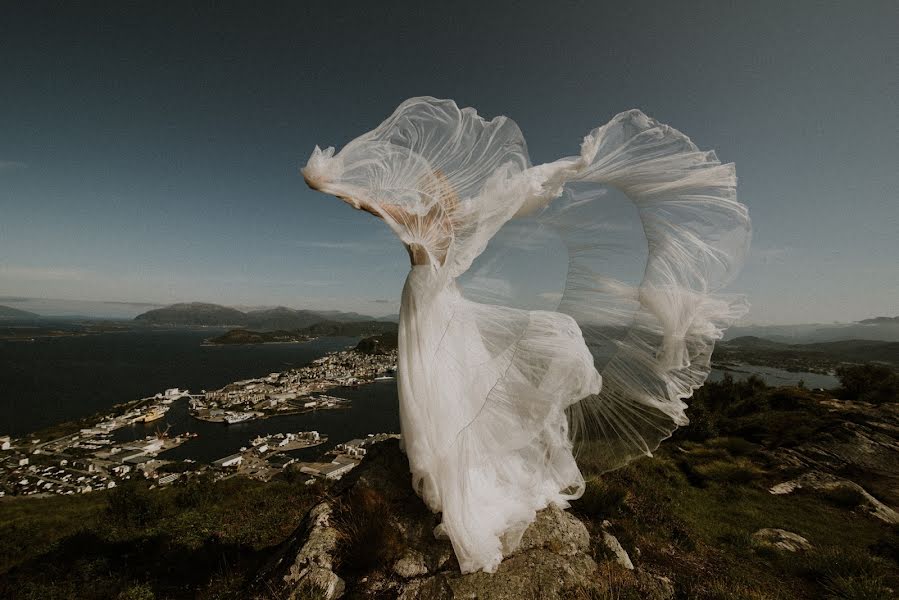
0, 345, 398, 497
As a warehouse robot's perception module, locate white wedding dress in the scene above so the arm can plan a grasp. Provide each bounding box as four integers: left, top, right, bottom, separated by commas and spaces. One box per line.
302, 97, 750, 573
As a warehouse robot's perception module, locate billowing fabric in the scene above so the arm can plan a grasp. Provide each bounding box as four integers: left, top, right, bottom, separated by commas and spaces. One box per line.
302, 97, 750, 573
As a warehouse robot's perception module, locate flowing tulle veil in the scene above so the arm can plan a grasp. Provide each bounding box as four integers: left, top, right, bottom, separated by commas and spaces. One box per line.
303, 97, 750, 572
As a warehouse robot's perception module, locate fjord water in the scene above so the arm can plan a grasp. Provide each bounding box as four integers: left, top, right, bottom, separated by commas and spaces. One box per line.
116, 381, 400, 463
0, 328, 836, 463
0, 329, 370, 437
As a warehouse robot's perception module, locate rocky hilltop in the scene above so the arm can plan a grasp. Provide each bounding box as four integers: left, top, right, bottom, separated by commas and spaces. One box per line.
253, 378, 899, 600
2, 373, 897, 598
253, 439, 614, 600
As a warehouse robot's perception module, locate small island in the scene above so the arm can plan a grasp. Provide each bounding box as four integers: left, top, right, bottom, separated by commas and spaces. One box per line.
205, 319, 397, 345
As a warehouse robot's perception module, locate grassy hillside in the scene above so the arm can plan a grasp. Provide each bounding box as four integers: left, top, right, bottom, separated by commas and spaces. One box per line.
0, 305, 39, 319
1, 374, 896, 599
715, 336, 899, 372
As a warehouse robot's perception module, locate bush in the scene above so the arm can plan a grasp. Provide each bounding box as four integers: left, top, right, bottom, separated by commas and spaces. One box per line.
106, 483, 161, 527
333, 486, 405, 573
679, 402, 719, 441
836, 364, 899, 404
789, 546, 889, 586
571, 479, 627, 518
822, 575, 892, 600
706, 437, 759, 456
174, 473, 217, 508
820, 485, 866, 509
692, 458, 764, 485
117, 583, 156, 600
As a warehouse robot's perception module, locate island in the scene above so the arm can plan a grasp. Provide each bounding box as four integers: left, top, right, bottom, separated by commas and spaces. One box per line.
206, 320, 398, 345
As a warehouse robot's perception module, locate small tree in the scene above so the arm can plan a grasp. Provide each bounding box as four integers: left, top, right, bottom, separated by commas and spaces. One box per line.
836, 364, 899, 404
106, 482, 160, 527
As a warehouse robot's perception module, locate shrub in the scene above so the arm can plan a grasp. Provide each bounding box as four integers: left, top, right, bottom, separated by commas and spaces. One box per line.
706, 437, 759, 456
820, 485, 866, 509
822, 575, 892, 600
788, 546, 890, 592
836, 364, 899, 404
692, 458, 764, 485
117, 583, 156, 600
333, 486, 405, 573
174, 473, 218, 508
571, 479, 627, 518
106, 482, 161, 527
767, 389, 809, 411
679, 402, 719, 441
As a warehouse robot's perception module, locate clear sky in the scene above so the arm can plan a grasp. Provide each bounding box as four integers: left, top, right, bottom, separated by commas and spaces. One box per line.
1, 2, 896, 324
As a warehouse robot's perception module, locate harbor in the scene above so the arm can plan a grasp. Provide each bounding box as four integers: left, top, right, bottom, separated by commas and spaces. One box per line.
0, 341, 400, 496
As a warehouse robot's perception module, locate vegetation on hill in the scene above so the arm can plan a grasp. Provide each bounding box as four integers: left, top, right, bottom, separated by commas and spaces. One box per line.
715, 336, 899, 373
209, 321, 398, 345
1, 365, 896, 599
206, 329, 312, 345
0, 304, 39, 319
134, 303, 248, 327
0, 474, 328, 599
724, 318, 899, 343
355, 332, 398, 355
134, 303, 386, 331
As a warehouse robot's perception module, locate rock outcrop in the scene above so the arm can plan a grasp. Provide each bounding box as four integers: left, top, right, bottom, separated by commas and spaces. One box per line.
750, 528, 813, 553
764, 398, 899, 523
769, 471, 899, 524
253, 439, 604, 599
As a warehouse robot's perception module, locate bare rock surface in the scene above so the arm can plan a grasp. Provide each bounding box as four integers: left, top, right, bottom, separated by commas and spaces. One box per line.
254, 438, 603, 599
764, 398, 899, 521
769, 471, 899, 524
751, 528, 813, 553
599, 520, 634, 570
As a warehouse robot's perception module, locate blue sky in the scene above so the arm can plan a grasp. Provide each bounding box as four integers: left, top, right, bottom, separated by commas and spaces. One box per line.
1, 2, 896, 323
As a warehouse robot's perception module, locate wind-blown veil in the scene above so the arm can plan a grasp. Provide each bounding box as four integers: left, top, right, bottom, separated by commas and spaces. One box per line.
305, 96, 751, 476
458, 108, 751, 473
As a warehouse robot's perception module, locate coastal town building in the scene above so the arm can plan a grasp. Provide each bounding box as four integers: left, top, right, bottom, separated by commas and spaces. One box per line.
212, 454, 243, 468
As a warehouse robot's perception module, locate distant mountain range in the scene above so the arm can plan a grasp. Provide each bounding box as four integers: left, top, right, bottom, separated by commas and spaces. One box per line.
716, 336, 899, 371
209, 321, 399, 345
724, 316, 899, 343
133, 302, 396, 329
0, 305, 39, 319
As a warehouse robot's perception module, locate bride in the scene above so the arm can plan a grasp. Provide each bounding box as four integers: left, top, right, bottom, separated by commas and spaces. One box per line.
302, 97, 750, 574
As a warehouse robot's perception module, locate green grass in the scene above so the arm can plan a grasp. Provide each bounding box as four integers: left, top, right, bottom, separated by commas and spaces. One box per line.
819, 485, 866, 509
2, 380, 896, 599
0, 474, 325, 599
571, 479, 628, 519
575, 421, 898, 600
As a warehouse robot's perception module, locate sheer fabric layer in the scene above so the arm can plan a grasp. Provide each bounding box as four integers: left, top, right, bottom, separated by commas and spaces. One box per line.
302, 97, 750, 573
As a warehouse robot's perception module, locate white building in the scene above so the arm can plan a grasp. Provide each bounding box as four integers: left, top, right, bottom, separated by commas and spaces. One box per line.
158, 473, 181, 485
300, 461, 356, 480
212, 454, 243, 468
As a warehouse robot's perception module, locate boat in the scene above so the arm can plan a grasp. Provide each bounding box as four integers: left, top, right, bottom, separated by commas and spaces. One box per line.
224, 412, 254, 424
142, 407, 168, 423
